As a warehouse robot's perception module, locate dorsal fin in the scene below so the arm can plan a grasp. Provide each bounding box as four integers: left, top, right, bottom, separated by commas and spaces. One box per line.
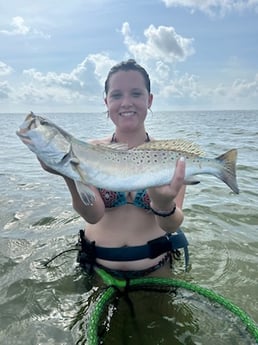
135, 139, 205, 156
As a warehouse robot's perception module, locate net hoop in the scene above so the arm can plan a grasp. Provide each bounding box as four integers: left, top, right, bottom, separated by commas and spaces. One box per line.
86, 269, 258, 345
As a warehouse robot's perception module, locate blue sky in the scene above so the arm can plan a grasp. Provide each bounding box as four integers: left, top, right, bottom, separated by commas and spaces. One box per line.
0, 0, 258, 113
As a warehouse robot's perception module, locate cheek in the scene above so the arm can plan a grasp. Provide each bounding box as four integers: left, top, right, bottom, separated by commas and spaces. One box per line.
106, 99, 118, 111
107, 105, 120, 124
107, 104, 119, 121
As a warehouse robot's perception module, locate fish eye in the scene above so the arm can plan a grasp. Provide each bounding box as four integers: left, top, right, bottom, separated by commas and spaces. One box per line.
28, 118, 36, 130
40, 118, 48, 125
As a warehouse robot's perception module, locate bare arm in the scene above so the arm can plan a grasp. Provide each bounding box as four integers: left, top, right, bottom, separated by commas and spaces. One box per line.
147, 157, 186, 233
63, 177, 105, 223
39, 159, 105, 224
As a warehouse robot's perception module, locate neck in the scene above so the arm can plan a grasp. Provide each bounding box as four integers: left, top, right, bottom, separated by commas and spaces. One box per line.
111, 129, 149, 148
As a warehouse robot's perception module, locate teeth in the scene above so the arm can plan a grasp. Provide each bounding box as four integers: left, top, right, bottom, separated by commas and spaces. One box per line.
120, 112, 135, 117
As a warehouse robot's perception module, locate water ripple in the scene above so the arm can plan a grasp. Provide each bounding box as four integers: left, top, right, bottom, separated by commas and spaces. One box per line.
1, 111, 258, 344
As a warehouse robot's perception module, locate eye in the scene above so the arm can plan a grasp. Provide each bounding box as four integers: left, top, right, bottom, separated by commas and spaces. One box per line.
132, 91, 142, 97
110, 93, 122, 99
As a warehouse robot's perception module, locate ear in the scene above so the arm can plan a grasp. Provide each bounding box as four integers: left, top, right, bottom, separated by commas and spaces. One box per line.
104, 97, 108, 106
148, 93, 153, 108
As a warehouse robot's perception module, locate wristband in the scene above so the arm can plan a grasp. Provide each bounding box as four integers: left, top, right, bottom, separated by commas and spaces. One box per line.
150, 203, 177, 217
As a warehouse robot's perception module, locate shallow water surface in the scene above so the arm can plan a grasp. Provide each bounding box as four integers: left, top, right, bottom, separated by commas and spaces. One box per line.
0, 111, 257, 344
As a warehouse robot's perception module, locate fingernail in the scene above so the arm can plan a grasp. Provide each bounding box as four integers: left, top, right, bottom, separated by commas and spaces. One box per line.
179, 156, 185, 161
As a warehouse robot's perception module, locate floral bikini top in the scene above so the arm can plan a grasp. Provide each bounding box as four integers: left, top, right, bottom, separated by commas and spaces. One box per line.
98, 189, 151, 210
98, 132, 151, 210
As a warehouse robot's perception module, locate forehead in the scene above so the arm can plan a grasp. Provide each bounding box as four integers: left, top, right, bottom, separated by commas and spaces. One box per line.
108, 70, 146, 91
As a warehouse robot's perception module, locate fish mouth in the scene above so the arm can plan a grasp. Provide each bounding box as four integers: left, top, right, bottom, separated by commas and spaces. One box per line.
16, 130, 32, 145
16, 116, 38, 138
16, 130, 29, 138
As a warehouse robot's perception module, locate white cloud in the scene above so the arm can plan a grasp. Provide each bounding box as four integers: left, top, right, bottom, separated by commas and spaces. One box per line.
0, 81, 12, 100
162, 0, 258, 16
23, 68, 83, 90
1, 54, 257, 111
155, 71, 201, 100
2, 48, 257, 111
16, 84, 84, 105
22, 53, 116, 96
0, 17, 257, 111
231, 74, 258, 98
194, 74, 258, 109
0, 61, 13, 76
206, 74, 258, 103
0, 16, 50, 39
149, 65, 258, 109
0, 53, 117, 110
121, 22, 194, 63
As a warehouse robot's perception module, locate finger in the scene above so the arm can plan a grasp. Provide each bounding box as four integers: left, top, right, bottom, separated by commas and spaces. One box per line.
174, 157, 186, 181
168, 157, 185, 192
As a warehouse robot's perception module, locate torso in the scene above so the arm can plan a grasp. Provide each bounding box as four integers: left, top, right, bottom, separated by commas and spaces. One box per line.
84, 135, 168, 273
86, 202, 167, 271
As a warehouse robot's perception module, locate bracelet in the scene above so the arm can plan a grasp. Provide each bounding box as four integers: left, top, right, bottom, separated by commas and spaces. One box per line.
150, 203, 177, 217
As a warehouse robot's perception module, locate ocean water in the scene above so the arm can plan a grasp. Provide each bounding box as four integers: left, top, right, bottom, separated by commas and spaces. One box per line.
0, 110, 257, 345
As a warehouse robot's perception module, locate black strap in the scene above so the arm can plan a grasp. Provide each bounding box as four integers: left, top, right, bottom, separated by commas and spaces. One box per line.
80, 229, 189, 268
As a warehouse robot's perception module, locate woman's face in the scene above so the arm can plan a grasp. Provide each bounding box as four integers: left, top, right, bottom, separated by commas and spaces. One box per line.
105, 70, 153, 133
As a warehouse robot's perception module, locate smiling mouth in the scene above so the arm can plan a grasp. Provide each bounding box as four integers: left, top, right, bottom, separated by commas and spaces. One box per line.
119, 111, 136, 117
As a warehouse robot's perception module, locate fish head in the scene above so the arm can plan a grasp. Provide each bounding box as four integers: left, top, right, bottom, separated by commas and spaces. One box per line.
16, 111, 37, 139
17, 111, 58, 140
16, 112, 71, 165
17, 111, 44, 135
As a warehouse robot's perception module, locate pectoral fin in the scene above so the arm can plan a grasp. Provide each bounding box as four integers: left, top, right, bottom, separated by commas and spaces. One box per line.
74, 180, 96, 206
69, 154, 95, 205
70, 157, 89, 184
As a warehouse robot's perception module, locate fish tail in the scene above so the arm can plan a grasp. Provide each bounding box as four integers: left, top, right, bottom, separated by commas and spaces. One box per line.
215, 149, 239, 194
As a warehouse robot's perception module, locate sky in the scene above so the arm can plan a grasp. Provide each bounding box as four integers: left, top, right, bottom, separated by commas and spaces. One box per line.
0, 0, 258, 113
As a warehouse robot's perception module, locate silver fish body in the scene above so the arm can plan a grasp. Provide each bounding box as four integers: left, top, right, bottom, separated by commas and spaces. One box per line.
16, 112, 239, 205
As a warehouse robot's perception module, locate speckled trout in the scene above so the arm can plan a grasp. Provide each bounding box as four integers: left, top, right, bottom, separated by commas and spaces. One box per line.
16, 112, 239, 205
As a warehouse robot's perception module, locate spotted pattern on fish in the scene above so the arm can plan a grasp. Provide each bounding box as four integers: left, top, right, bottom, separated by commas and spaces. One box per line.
135, 139, 205, 157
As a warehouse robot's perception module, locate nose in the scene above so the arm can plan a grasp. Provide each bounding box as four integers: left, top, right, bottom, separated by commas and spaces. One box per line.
121, 94, 133, 107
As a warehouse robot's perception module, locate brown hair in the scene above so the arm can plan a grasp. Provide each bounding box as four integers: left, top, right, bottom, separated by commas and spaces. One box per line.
104, 59, 151, 95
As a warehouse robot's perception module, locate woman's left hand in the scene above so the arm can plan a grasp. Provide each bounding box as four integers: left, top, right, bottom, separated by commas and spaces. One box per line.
147, 157, 186, 209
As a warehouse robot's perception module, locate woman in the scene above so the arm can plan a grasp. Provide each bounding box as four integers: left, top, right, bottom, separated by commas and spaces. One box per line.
42, 59, 187, 278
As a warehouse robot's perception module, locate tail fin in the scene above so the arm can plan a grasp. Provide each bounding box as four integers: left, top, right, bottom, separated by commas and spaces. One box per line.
216, 149, 239, 194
